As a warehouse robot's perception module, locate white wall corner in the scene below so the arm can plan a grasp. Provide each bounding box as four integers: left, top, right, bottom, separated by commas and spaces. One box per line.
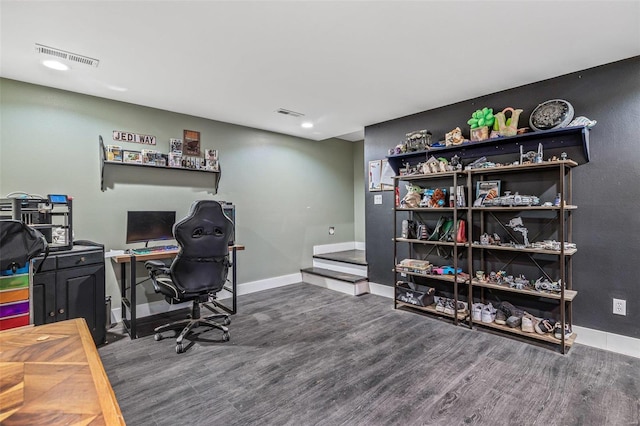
355, 241, 366, 251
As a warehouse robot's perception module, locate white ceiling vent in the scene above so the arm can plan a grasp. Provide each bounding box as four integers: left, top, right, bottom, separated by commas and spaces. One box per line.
35, 44, 99, 67
276, 108, 304, 118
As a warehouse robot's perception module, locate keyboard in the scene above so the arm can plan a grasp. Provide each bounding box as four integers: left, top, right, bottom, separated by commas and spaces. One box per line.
131, 245, 179, 254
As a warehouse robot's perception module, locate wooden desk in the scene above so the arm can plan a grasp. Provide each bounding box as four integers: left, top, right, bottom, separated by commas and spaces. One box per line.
0, 318, 125, 425
111, 245, 244, 339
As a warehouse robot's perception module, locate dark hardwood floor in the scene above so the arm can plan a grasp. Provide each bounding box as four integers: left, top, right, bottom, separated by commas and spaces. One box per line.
99, 283, 639, 426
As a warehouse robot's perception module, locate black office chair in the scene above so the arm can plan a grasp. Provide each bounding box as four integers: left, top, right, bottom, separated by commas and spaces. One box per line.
145, 200, 234, 353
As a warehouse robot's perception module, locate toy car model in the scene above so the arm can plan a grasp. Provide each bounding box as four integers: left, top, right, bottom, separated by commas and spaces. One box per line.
432, 266, 462, 275
483, 191, 540, 207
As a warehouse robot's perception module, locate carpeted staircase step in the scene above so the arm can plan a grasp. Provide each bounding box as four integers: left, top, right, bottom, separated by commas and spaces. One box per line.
301, 267, 368, 283
312, 249, 367, 266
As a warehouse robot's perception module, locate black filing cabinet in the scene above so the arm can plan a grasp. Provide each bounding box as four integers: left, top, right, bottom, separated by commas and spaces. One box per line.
33, 245, 106, 345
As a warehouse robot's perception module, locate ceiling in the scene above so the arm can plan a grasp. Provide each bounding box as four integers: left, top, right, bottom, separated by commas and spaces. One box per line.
1, 1, 639, 142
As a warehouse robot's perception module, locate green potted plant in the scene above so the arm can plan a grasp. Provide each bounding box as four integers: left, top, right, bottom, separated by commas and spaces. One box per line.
467, 107, 495, 141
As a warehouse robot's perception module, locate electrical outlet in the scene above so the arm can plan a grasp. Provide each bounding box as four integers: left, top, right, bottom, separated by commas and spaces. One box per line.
329, 226, 335, 235
613, 298, 626, 316
374, 194, 382, 205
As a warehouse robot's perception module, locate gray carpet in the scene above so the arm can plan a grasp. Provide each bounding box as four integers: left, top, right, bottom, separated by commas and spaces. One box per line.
99, 283, 640, 426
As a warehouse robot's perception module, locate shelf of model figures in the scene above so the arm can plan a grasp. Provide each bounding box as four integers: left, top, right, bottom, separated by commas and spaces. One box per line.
466, 159, 578, 175
103, 160, 220, 173
471, 205, 577, 211
470, 243, 577, 256
394, 237, 469, 247
99, 136, 220, 192
395, 301, 468, 321
386, 126, 589, 175
394, 269, 468, 284
394, 171, 460, 181
473, 319, 577, 346
470, 278, 577, 301
395, 207, 457, 212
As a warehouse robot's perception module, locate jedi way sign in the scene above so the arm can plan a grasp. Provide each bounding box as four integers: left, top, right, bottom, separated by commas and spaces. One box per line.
112, 130, 156, 145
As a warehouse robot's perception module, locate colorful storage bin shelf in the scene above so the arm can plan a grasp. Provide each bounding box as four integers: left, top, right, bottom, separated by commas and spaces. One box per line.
0, 263, 31, 330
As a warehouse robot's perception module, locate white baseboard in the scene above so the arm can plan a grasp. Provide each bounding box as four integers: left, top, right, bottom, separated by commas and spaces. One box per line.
368, 281, 394, 298
234, 273, 301, 296
572, 326, 640, 359
313, 241, 365, 255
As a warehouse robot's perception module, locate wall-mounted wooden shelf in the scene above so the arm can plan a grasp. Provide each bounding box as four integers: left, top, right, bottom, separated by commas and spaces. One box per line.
387, 126, 590, 174
98, 136, 220, 192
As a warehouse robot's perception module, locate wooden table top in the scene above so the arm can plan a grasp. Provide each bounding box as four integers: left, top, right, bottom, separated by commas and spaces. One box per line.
111, 244, 245, 263
0, 318, 125, 425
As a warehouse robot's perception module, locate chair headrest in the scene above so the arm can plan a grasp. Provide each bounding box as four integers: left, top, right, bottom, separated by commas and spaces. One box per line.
173, 200, 233, 258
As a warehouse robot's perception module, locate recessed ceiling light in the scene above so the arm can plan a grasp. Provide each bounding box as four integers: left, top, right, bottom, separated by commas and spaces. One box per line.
107, 85, 128, 92
42, 60, 69, 71
301, 122, 313, 129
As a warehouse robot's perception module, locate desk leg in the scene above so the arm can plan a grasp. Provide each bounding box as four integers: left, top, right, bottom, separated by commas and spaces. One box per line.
129, 255, 137, 339
120, 263, 130, 337
232, 246, 237, 314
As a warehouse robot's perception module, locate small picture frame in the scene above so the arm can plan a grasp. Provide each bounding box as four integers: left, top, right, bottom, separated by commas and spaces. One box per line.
205, 149, 219, 171
106, 145, 122, 162
123, 150, 142, 164
168, 152, 182, 168
369, 160, 382, 191
183, 130, 201, 156
142, 149, 157, 165
169, 138, 183, 154
475, 180, 501, 205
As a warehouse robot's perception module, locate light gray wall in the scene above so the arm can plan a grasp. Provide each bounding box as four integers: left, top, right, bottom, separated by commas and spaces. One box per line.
353, 139, 365, 243
0, 78, 356, 307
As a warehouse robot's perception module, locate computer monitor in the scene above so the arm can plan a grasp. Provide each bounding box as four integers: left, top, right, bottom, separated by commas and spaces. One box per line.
126, 211, 176, 245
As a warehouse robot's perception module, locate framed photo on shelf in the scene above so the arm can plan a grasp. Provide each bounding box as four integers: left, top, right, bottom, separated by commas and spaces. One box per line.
155, 153, 168, 167
169, 138, 183, 154
475, 180, 501, 205
142, 149, 158, 165
168, 152, 182, 168
183, 130, 201, 156
123, 150, 142, 164
205, 149, 219, 171
106, 145, 122, 162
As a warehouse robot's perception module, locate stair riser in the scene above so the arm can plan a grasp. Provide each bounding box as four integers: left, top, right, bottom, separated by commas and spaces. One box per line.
302, 272, 370, 296
312, 258, 367, 276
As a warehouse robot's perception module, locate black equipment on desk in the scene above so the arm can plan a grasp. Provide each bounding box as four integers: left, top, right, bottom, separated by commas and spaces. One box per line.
0, 195, 73, 251
126, 211, 176, 246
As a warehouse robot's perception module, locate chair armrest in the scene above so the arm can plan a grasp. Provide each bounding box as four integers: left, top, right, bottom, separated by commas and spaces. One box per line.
145, 260, 170, 275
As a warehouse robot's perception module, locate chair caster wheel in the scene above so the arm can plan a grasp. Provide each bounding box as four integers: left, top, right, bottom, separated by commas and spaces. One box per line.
154, 333, 163, 341
176, 343, 184, 354
222, 332, 230, 342
223, 317, 231, 326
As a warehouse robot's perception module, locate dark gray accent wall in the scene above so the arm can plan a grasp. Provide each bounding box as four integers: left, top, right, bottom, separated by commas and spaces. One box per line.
364, 56, 640, 338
